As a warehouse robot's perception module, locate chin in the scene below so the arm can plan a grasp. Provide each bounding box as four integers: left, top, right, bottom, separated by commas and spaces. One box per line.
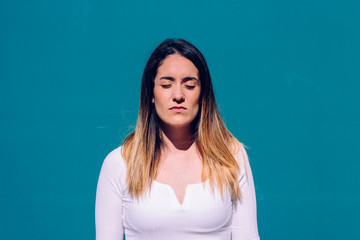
168, 122, 190, 128
163, 119, 196, 129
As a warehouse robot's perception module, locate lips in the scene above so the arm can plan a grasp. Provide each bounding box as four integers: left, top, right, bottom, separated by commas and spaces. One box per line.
169, 106, 187, 110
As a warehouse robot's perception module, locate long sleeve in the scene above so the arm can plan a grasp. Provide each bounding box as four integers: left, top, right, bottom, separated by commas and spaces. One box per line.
231, 147, 260, 240
95, 148, 125, 240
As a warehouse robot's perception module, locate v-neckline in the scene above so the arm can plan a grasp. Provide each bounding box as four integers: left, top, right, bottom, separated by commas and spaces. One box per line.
153, 179, 208, 205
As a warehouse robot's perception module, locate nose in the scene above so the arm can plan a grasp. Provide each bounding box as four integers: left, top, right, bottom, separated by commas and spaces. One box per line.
172, 84, 185, 104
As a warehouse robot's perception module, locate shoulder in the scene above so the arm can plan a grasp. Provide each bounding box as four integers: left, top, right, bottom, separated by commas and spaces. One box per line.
232, 141, 252, 186
231, 141, 249, 167
102, 146, 125, 168
96, 146, 127, 209
98, 146, 127, 186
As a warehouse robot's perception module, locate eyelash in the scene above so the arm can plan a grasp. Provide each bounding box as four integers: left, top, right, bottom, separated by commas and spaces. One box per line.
160, 85, 196, 89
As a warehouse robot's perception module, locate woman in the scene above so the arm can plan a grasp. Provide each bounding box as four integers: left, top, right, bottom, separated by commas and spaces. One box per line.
95, 39, 259, 240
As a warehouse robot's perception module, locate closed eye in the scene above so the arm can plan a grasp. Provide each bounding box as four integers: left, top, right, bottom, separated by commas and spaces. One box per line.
185, 85, 196, 89
161, 84, 171, 89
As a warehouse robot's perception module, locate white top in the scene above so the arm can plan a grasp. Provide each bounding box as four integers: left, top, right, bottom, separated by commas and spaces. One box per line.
95, 147, 260, 240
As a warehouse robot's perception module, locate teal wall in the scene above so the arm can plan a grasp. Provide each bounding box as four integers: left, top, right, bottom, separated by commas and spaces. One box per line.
1, 0, 359, 239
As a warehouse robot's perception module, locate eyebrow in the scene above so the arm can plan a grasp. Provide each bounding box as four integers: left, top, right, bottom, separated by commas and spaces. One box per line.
159, 76, 199, 81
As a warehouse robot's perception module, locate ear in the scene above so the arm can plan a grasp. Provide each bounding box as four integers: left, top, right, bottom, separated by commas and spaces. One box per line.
152, 98, 155, 103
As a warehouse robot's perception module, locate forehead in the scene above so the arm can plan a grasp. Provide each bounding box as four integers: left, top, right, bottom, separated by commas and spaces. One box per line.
156, 54, 198, 77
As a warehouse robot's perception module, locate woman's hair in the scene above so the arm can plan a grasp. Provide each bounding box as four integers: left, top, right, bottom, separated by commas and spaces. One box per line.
122, 38, 244, 200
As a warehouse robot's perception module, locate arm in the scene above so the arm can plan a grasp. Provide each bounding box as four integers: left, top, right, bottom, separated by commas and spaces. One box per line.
95, 148, 125, 240
232, 147, 260, 240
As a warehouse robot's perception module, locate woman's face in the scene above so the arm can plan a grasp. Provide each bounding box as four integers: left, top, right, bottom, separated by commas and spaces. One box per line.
153, 54, 201, 129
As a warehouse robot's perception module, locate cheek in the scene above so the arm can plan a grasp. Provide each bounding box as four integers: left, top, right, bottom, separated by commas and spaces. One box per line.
191, 91, 201, 107
153, 88, 168, 110
153, 88, 163, 103
188, 92, 201, 115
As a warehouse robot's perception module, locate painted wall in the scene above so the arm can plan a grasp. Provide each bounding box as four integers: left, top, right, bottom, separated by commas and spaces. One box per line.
1, 0, 359, 239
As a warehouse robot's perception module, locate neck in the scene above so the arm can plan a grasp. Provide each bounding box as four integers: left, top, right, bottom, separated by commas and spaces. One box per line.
160, 122, 195, 152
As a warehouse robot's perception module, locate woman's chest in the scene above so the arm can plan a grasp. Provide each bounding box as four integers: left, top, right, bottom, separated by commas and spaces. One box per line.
122, 180, 233, 237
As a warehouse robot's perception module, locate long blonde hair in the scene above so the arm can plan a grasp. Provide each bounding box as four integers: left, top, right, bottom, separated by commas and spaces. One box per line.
122, 39, 244, 200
